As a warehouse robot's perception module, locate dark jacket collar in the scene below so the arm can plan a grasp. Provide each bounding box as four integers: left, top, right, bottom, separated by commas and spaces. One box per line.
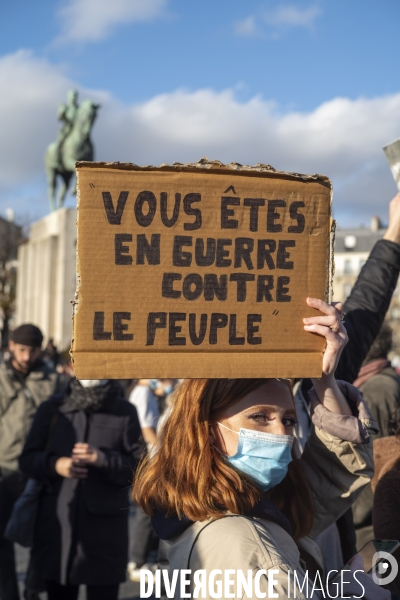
151, 497, 292, 541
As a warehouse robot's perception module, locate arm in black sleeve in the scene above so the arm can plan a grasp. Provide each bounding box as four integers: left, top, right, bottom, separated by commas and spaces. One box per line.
336, 239, 400, 382
19, 399, 60, 482
101, 404, 144, 487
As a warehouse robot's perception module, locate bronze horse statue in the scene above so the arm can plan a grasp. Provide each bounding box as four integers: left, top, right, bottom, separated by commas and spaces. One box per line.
45, 98, 100, 211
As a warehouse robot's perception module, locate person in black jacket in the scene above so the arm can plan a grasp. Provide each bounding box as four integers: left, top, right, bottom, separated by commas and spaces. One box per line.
337, 194, 400, 383
19, 378, 143, 600
295, 192, 400, 564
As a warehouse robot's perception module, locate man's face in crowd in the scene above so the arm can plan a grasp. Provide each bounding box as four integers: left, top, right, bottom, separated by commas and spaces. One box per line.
9, 340, 41, 373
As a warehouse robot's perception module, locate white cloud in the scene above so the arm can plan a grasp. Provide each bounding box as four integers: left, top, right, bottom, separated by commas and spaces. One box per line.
235, 3, 321, 38
0, 50, 73, 184
234, 16, 258, 38
56, 0, 167, 43
263, 4, 321, 28
0, 50, 399, 225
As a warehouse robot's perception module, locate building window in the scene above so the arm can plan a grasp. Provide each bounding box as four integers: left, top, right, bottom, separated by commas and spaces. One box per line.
344, 283, 352, 298
344, 235, 357, 250
344, 260, 352, 275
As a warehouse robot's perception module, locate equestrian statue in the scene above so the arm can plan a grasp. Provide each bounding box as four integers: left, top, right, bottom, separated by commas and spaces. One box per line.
45, 90, 100, 211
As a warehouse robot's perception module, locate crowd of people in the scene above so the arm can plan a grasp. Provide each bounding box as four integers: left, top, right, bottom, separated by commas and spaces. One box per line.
0, 194, 400, 599
0, 336, 176, 600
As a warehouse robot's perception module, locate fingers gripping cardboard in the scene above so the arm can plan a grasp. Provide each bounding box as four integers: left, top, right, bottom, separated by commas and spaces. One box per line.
71, 159, 333, 378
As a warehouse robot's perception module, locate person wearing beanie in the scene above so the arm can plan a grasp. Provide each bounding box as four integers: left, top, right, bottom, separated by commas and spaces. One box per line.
0, 323, 60, 600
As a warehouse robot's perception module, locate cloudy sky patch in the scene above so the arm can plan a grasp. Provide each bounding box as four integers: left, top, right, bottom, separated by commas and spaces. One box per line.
56, 0, 168, 44
0, 1, 399, 225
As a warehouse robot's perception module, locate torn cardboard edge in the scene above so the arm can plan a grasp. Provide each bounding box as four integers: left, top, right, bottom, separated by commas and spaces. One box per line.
75, 156, 332, 186
328, 218, 336, 304
71, 158, 333, 379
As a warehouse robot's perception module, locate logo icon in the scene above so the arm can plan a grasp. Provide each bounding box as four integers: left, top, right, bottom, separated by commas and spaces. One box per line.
372, 551, 398, 586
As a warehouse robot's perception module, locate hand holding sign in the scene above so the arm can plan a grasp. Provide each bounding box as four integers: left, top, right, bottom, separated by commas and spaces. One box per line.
304, 297, 351, 417
303, 297, 348, 376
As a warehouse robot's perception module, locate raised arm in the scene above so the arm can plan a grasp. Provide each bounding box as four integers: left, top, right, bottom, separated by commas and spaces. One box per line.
336, 193, 400, 382
303, 297, 351, 415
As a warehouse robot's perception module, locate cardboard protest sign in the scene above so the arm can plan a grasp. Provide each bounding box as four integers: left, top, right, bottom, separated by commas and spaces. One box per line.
383, 138, 400, 191
71, 159, 333, 379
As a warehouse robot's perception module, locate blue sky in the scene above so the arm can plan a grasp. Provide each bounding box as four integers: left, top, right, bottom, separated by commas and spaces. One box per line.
1, 0, 400, 225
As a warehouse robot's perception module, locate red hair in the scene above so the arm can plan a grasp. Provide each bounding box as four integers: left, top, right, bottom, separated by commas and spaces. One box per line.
133, 378, 315, 539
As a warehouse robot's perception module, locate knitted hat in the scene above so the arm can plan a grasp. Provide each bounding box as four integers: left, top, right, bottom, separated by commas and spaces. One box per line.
11, 324, 43, 348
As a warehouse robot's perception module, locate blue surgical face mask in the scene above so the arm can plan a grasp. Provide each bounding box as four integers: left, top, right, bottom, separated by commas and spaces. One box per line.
216, 422, 294, 492
163, 384, 173, 396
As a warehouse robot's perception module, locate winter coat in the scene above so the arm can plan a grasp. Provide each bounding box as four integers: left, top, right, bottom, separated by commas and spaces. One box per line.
0, 360, 59, 472
372, 436, 400, 596
336, 239, 400, 383
156, 383, 379, 599
352, 365, 400, 545
19, 389, 143, 586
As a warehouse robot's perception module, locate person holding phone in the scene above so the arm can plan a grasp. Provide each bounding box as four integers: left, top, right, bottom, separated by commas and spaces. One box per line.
133, 298, 390, 599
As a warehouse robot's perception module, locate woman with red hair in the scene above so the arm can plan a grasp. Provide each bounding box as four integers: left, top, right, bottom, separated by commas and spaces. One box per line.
134, 298, 389, 599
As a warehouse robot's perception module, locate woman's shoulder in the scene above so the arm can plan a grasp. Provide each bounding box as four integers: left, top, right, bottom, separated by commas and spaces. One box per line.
175, 515, 298, 571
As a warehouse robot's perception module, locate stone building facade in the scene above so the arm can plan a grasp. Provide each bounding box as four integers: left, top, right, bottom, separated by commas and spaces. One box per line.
15, 208, 77, 353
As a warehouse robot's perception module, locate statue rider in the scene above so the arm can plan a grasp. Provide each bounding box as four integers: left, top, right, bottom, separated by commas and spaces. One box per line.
55, 90, 79, 170
45, 90, 98, 211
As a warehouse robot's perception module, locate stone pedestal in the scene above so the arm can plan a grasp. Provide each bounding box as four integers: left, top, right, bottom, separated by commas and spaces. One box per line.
15, 208, 77, 352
